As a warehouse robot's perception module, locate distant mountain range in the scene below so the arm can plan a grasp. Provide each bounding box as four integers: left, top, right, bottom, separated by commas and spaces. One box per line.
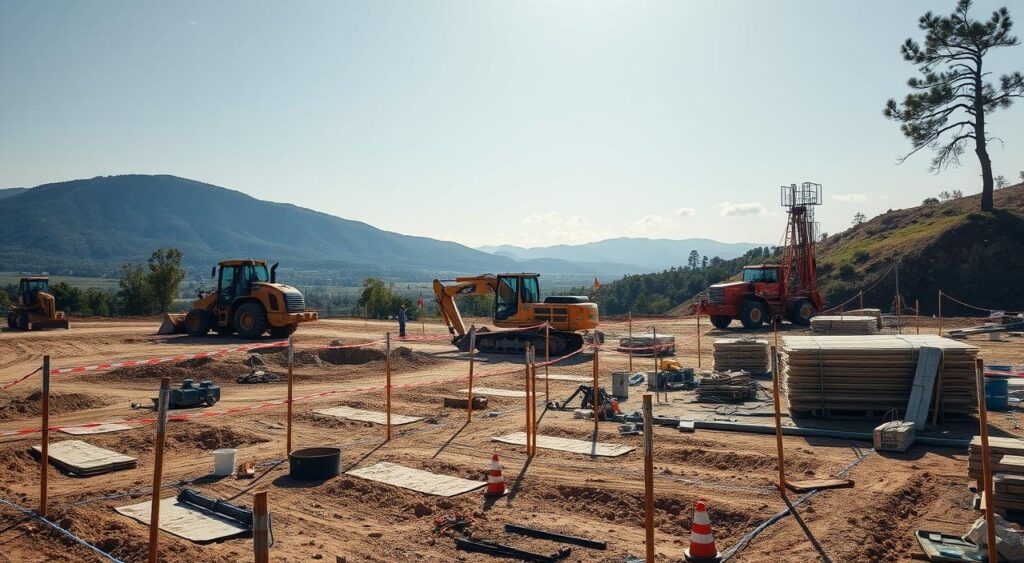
0, 175, 762, 282
478, 238, 763, 272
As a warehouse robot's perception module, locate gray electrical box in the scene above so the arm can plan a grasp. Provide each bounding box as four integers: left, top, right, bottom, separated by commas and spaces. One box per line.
612, 371, 630, 399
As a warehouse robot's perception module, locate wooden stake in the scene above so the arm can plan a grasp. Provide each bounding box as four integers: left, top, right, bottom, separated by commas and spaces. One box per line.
696, 312, 702, 368
859, 290, 864, 310
253, 491, 270, 563
525, 345, 533, 456
544, 323, 550, 404
148, 377, 171, 563
915, 299, 920, 335
642, 393, 655, 563
652, 325, 659, 403
975, 358, 998, 563
39, 355, 50, 516
770, 346, 787, 494
286, 336, 294, 455
385, 332, 392, 442
592, 346, 600, 433
627, 311, 633, 372
467, 326, 476, 422
531, 345, 538, 455
938, 289, 943, 336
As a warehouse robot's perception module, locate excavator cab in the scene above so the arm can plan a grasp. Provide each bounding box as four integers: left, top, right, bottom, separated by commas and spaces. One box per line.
18, 278, 48, 307
494, 274, 540, 320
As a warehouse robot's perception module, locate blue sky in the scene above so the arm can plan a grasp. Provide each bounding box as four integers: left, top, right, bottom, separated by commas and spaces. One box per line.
2, 0, 1022, 248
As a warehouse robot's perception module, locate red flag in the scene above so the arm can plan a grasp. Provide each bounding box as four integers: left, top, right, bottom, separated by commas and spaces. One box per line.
417, 293, 424, 307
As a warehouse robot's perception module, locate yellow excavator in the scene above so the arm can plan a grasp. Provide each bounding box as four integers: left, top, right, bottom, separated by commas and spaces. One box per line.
159, 259, 317, 339
433, 273, 600, 355
5, 277, 70, 331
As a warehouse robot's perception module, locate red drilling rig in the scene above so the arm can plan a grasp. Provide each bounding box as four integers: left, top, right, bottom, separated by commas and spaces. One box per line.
698, 182, 827, 329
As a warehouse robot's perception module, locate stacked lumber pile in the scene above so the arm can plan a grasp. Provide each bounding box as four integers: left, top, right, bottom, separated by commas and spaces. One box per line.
697, 371, 756, 402
779, 335, 978, 416
810, 315, 879, 335
618, 333, 676, 356
969, 436, 1024, 481
845, 308, 883, 329
713, 338, 769, 373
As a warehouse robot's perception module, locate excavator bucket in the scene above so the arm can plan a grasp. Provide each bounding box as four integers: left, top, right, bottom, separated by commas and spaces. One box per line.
158, 313, 187, 335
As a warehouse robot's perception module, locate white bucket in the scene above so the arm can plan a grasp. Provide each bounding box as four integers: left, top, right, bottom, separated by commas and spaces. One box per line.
212, 448, 237, 476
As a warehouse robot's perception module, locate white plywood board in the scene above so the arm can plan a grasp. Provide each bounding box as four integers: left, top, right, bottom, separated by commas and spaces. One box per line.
458, 387, 527, 398
31, 440, 136, 474
347, 462, 485, 497
493, 432, 635, 457
540, 374, 592, 382
60, 423, 134, 435
313, 406, 422, 426
116, 498, 249, 543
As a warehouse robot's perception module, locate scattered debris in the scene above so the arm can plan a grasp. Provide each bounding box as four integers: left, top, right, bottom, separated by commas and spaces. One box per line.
619, 423, 641, 436
617, 333, 676, 356
237, 369, 283, 384
697, 371, 756, 402
433, 513, 472, 537
454, 537, 570, 562
873, 420, 915, 452
504, 524, 606, 549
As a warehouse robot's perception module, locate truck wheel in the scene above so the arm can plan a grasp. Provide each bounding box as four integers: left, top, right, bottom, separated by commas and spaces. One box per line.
185, 310, 210, 337
234, 302, 269, 339
789, 298, 816, 326
204, 394, 217, 407
18, 313, 30, 331
740, 301, 767, 329
269, 325, 297, 339
710, 315, 732, 330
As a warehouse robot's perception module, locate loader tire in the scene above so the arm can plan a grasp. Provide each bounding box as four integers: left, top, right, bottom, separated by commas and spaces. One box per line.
739, 301, 767, 329
185, 310, 210, 337
269, 325, 297, 339
6, 313, 15, 329
234, 302, 268, 339
710, 315, 732, 330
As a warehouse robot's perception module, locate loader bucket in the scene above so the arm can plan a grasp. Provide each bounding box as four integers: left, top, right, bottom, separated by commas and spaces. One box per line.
158, 313, 187, 335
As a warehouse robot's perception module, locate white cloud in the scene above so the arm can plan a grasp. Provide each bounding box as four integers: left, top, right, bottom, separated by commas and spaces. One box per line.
832, 193, 870, 203
718, 202, 766, 217
675, 207, 697, 217
517, 212, 602, 245
188, 20, 199, 26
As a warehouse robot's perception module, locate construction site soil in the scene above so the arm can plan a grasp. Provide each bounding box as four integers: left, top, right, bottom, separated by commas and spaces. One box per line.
0, 316, 1021, 562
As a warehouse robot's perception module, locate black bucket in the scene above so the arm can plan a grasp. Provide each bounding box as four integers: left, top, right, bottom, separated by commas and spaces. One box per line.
289, 447, 341, 481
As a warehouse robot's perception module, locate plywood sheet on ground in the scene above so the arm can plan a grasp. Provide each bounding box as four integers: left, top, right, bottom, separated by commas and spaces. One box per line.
540, 374, 592, 382
313, 406, 422, 426
458, 387, 526, 397
60, 423, 134, 435
346, 462, 485, 497
116, 498, 249, 543
31, 440, 136, 476
492, 432, 635, 457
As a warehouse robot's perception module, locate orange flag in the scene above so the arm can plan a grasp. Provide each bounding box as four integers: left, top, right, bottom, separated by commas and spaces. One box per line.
593, 277, 601, 290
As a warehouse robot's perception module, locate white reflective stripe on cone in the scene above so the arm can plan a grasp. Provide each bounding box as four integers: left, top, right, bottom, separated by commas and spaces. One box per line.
488, 476, 503, 482
693, 511, 711, 525
689, 532, 715, 544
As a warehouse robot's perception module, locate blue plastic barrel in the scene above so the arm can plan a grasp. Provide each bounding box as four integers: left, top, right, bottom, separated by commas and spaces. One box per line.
985, 377, 1009, 412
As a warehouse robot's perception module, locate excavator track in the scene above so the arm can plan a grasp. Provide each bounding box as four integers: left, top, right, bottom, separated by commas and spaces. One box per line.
464, 328, 585, 356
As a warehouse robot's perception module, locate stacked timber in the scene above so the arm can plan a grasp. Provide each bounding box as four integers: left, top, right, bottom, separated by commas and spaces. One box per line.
779, 335, 978, 417
810, 315, 879, 335
618, 333, 676, 356
845, 308, 884, 330
713, 338, 769, 374
968, 436, 1024, 482
697, 371, 756, 402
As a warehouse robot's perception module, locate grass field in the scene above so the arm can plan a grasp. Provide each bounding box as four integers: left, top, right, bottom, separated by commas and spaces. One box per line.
0, 272, 120, 290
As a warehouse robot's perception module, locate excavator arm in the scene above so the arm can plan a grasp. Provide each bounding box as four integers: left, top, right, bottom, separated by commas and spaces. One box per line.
432, 275, 499, 340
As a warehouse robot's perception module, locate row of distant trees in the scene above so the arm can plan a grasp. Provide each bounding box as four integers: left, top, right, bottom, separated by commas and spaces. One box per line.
0, 248, 186, 317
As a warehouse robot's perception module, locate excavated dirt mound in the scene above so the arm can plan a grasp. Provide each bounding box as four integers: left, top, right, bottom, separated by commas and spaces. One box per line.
0, 391, 109, 422
264, 345, 441, 371
96, 423, 269, 455
94, 356, 248, 384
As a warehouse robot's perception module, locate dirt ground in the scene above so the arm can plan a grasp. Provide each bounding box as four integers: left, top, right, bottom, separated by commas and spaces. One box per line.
0, 315, 1021, 562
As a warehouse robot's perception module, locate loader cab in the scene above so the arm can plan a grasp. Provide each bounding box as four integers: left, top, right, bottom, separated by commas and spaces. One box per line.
494, 274, 540, 320
214, 261, 270, 305
18, 278, 49, 306
741, 265, 782, 300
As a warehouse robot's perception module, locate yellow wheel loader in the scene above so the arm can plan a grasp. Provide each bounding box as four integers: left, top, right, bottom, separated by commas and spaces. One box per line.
159, 260, 317, 339
6, 277, 70, 331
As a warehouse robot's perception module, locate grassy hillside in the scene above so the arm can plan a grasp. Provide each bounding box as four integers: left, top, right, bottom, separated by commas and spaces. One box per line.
818, 183, 1024, 315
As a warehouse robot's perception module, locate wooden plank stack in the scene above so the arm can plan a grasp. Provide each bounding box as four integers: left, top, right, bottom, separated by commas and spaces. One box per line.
713, 338, 769, 374
697, 371, 756, 402
779, 335, 978, 417
845, 308, 884, 329
810, 315, 880, 335
969, 436, 1024, 514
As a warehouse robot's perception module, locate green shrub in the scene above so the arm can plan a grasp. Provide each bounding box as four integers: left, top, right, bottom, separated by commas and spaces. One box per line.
839, 264, 856, 280
853, 249, 870, 263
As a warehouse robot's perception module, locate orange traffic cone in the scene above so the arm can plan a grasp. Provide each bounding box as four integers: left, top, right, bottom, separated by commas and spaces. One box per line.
485, 451, 506, 497
684, 500, 720, 563
611, 398, 621, 415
